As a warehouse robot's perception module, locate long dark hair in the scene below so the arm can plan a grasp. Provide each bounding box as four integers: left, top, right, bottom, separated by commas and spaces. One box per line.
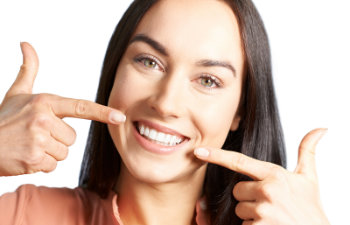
79, 1, 286, 225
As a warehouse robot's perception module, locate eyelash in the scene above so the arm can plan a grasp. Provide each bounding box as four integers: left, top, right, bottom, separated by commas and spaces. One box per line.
134, 54, 165, 72
133, 54, 223, 89
199, 74, 223, 89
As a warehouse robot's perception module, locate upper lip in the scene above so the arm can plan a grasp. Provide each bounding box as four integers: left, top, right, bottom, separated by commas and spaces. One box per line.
135, 120, 190, 140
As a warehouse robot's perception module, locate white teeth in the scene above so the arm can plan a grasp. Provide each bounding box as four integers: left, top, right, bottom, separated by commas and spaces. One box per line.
149, 129, 157, 140
144, 126, 150, 136
170, 135, 177, 144
165, 134, 172, 143
137, 123, 184, 146
140, 125, 145, 135
156, 132, 166, 142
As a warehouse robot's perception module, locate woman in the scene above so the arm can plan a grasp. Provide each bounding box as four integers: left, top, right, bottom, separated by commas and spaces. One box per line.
0, 0, 330, 224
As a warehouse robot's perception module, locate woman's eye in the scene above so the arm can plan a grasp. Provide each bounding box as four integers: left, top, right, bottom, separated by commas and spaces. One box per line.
199, 75, 222, 89
143, 58, 157, 68
134, 55, 164, 71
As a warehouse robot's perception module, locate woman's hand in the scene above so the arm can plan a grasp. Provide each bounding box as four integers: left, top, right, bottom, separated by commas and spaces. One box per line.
0, 42, 125, 176
194, 129, 331, 225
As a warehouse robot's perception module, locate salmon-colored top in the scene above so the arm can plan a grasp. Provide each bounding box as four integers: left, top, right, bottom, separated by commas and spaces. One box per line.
0, 184, 209, 225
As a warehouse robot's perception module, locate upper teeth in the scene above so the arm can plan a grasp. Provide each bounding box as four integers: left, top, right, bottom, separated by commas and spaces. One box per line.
138, 124, 184, 146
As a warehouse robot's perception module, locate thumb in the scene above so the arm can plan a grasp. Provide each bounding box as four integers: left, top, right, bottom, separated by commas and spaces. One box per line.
6, 42, 39, 97
294, 128, 327, 180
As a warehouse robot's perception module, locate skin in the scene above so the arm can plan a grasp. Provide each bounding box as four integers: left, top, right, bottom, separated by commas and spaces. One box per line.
0, 42, 126, 176
0, 1, 331, 225
107, 0, 243, 224
195, 128, 330, 225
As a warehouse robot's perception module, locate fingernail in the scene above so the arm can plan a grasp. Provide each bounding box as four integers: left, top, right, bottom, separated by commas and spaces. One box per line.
194, 148, 209, 157
109, 111, 126, 123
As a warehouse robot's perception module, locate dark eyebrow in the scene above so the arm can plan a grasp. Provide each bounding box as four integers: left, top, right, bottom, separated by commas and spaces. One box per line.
129, 34, 169, 56
196, 59, 237, 77
130, 34, 236, 77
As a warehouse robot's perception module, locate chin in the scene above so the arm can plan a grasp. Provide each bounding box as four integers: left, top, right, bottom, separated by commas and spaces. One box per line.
119, 147, 205, 185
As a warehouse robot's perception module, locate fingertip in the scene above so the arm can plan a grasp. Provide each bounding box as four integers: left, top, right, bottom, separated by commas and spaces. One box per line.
319, 127, 328, 136
194, 147, 210, 158
299, 128, 328, 155
20, 42, 31, 54
296, 128, 328, 177
20, 41, 39, 67
310, 128, 328, 143
20, 42, 26, 57
109, 110, 126, 124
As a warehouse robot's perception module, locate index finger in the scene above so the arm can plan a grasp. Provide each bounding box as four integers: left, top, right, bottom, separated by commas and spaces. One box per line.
51, 96, 126, 124
194, 147, 281, 180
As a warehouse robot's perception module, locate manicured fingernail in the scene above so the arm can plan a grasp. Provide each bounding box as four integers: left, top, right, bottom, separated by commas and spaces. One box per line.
109, 111, 126, 123
194, 148, 209, 157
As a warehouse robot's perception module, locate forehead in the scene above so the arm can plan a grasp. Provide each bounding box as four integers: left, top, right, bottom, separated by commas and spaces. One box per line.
132, 0, 244, 66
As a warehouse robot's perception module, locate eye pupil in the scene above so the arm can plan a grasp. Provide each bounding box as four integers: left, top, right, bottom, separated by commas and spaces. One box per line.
144, 59, 156, 68
201, 77, 213, 87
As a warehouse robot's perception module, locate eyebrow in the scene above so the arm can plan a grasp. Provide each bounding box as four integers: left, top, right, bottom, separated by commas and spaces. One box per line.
196, 59, 236, 77
129, 34, 236, 77
130, 34, 169, 56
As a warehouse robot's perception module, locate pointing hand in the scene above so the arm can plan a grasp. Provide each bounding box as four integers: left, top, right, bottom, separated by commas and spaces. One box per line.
195, 129, 331, 225
0, 42, 125, 176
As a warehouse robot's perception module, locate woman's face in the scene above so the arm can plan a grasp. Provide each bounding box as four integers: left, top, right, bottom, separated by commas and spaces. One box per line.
108, 0, 245, 184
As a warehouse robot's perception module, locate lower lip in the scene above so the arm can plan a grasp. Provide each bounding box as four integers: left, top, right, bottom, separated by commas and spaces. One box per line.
132, 124, 189, 155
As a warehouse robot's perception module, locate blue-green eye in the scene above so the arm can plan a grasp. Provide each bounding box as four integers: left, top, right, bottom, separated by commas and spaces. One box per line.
199, 74, 222, 88
134, 55, 164, 71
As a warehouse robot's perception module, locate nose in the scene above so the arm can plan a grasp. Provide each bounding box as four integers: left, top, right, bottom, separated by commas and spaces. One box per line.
147, 73, 187, 119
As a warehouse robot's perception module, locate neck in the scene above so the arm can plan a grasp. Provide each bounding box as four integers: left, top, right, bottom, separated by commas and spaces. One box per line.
115, 164, 207, 225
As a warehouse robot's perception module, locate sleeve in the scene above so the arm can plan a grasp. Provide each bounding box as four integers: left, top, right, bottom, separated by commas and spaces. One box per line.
0, 184, 89, 225
0, 184, 35, 225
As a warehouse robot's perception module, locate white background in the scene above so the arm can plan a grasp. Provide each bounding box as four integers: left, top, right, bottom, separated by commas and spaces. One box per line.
0, 1, 349, 224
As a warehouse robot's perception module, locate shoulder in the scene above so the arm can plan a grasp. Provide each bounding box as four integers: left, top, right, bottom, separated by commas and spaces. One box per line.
8, 184, 92, 210
0, 184, 108, 225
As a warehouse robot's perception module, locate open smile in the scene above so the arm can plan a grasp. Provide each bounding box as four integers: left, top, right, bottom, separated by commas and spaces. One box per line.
133, 120, 190, 154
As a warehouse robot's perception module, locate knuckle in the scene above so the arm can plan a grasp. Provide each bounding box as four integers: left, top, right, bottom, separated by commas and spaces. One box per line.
20, 64, 28, 71
254, 204, 267, 218
30, 94, 50, 107
98, 106, 108, 121
270, 166, 285, 180
74, 100, 88, 117
23, 148, 45, 169
30, 132, 47, 148
233, 153, 246, 171
27, 112, 51, 130
258, 183, 274, 202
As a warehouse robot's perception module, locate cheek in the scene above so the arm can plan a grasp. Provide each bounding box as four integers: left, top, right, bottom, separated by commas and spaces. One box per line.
194, 93, 240, 148
108, 65, 142, 111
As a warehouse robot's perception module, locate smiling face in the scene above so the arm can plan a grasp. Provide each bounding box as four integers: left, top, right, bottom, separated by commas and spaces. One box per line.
108, 0, 245, 184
